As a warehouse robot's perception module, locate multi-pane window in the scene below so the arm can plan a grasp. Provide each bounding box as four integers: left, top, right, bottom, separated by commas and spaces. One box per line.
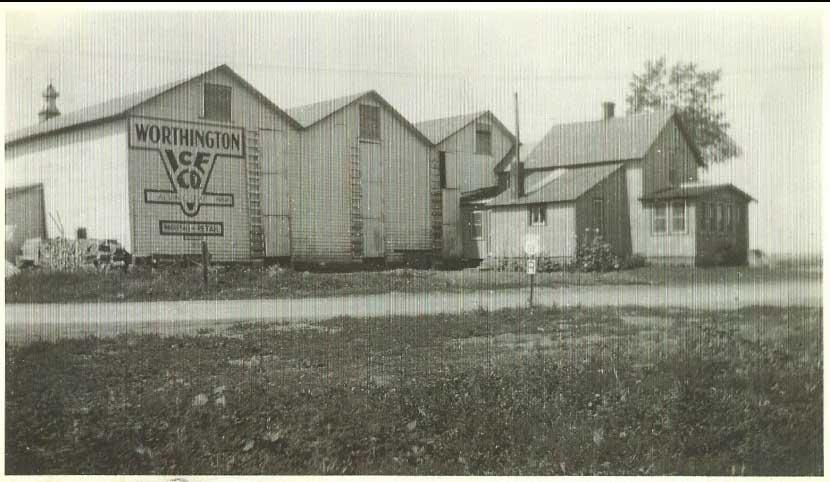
359, 105, 381, 141
529, 204, 546, 226
671, 201, 686, 233
653, 203, 668, 234
717, 203, 725, 233
204, 83, 232, 122
475, 122, 492, 155
653, 201, 687, 235
725, 204, 733, 233
471, 211, 484, 240
734, 205, 741, 231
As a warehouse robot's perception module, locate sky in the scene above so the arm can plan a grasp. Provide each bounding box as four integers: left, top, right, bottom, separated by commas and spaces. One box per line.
4, 6, 824, 255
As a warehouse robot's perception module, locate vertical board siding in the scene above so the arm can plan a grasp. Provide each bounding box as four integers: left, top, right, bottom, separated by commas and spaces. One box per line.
5, 185, 47, 261
128, 69, 296, 262
488, 203, 576, 258
5, 121, 131, 251
292, 107, 354, 261
292, 95, 432, 263
440, 112, 514, 260
574, 167, 631, 257
437, 112, 513, 193
642, 119, 700, 196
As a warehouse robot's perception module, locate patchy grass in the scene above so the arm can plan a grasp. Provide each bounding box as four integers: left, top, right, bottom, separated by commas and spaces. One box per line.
5, 261, 821, 303
6, 305, 821, 475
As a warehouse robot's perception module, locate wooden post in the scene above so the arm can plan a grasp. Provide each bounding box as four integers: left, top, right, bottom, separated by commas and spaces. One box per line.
201, 240, 209, 288
530, 271, 534, 308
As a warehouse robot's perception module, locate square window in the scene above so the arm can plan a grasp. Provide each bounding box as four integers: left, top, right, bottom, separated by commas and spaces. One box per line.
475, 123, 492, 155
652, 203, 668, 234
360, 105, 381, 141
529, 205, 546, 226
204, 83, 232, 122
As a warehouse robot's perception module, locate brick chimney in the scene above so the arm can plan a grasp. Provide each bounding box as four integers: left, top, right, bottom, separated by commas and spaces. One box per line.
602, 101, 615, 120
38, 83, 60, 123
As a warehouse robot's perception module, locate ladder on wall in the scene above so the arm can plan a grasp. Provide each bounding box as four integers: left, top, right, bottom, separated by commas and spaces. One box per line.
246, 129, 265, 259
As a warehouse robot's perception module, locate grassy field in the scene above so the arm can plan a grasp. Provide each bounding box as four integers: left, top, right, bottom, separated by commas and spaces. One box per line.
5, 258, 821, 303
6, 305, 822, 475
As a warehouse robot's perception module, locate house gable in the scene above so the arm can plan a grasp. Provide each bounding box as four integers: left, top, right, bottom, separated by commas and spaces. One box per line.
641, 115, 702, 196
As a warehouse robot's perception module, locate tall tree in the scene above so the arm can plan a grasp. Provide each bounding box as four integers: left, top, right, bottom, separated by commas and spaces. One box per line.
626, 57, 741, 165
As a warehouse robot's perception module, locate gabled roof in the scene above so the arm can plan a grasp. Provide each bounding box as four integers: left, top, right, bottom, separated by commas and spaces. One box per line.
640, 183, 755, 202
495, 140, 540, 174
415, 110, 516, 146
524, 110, 704, 170
287, 91, 369, 128
486, 163, 622, 207
5, 183, 43, 196
6, 64, 300, 146
415, 111, 486, 145
286, 90, 432, 145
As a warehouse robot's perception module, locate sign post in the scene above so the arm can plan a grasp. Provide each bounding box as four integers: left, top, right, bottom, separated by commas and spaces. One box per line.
524, 235, 539, 308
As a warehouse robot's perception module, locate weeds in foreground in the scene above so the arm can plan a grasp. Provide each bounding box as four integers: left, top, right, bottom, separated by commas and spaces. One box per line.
5, 307, 822, 475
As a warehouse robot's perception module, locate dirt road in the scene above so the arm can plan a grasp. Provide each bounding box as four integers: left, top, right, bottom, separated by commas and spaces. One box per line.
5, 279, 821, 345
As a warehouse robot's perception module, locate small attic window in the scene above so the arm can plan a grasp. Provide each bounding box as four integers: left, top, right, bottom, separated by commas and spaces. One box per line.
475, 122, 492, 155
204, 83, 232, 122
360, 105, 381, 141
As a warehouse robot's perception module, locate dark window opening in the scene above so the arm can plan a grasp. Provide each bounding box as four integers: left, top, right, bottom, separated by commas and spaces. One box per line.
529, 204, 546, 226
360, 105, 381, 141
475, 123, 492, 155
204, 83, 232, 122
76, 227, 87, 239
439, 151, 447, 189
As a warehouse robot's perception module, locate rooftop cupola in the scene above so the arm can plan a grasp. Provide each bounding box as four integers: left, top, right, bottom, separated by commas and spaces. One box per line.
38, 83, 60, 123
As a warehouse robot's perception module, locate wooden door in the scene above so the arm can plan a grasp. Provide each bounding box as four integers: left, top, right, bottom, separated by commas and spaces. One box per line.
360, 142, 384, 258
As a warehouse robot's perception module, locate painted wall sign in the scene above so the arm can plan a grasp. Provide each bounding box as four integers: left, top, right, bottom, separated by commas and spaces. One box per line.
129, 117, 244, 217
159, 220, 224, 236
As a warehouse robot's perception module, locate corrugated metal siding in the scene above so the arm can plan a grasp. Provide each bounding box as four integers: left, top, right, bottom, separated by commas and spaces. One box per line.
5, 121, 131, 251
488, 203, 576, 258
127, 69, 296, 262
